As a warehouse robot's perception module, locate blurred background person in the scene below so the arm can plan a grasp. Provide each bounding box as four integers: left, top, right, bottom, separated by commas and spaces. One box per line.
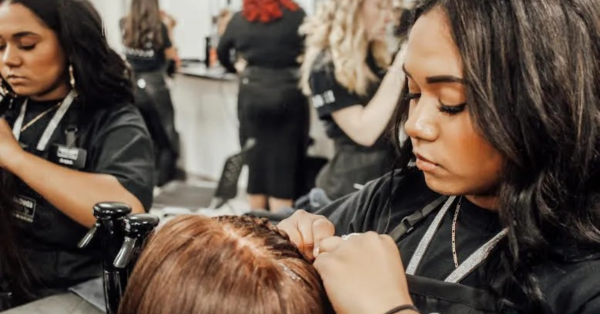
119, 215, 332, 314
299, 0, 406, 201
217, 0, 310, 212
159, 9, 181, 77
392, 0, 413, 44
122, 0, 181, 187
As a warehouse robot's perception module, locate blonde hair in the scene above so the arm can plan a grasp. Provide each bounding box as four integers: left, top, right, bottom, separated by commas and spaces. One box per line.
300, 0, 391, 96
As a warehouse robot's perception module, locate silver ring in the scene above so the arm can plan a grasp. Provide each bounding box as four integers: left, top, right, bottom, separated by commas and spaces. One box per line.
341, 233, 360, 241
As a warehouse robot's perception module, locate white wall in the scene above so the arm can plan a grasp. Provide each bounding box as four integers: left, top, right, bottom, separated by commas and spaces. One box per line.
89, 0, 127, 53
160, 0, 211, 60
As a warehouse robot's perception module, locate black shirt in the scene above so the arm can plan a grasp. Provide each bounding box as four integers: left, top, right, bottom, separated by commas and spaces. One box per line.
123, 22, 172, 73
217, 8, 306, 73
308, 51, 387, 147
317, 169, 600, 313
3, 97, 154, 300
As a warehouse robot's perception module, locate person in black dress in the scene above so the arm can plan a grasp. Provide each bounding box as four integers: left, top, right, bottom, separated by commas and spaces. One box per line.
217, 0, 309, 212
278, 0, 600, 313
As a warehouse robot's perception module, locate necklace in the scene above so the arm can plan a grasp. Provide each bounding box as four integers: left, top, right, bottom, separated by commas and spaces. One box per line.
451, 196, 463, 268
20, 101, 63, 133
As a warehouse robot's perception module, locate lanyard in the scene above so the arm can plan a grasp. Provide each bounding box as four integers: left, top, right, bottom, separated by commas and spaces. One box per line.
405, 196, 508, 284
12, 90, 78, 152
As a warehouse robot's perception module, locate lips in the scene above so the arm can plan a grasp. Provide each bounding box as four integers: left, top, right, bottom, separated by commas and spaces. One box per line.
6, 75, 27, 84
414, 152, 439, 172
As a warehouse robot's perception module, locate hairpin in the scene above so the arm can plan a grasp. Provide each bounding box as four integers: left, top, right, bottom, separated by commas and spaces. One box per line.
278, 262, 301, 281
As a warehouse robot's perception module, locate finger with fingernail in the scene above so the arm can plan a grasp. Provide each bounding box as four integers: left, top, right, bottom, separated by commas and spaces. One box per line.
314, 236, 342, 258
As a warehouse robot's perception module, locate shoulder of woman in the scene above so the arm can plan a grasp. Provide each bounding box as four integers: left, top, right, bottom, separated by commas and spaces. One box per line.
308, 51, 336, 83
312, 50, 333, 71
537, 258, 600, 313
85, 102, 145, 130
289, 6, 307, 18
354, 168, 432, 208
231, 11, 244, 23
103, 103, 144, 122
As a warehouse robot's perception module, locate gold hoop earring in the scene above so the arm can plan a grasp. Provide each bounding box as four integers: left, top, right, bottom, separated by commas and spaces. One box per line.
69, 65, 75, 88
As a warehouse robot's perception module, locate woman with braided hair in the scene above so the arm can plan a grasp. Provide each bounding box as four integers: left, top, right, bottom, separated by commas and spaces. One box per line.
119, 215, 333, 314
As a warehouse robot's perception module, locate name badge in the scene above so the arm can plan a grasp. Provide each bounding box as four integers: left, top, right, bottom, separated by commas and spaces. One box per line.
13, 195, 36, 223
48, 144, 87, 169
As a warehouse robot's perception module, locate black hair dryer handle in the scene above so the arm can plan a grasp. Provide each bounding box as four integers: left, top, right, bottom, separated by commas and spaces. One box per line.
113, 237, 137, 269
114, 214, 160, 269
78, 222, 100, 249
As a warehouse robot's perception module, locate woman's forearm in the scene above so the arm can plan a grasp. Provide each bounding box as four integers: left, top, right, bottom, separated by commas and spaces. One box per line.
331, 49, 407, 147
7, 150, 144, 228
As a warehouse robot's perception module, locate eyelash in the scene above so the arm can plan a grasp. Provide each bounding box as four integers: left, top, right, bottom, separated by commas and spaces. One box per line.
0, 44, 36, 51
404, 92, 467, 115
20, 45, 35, 51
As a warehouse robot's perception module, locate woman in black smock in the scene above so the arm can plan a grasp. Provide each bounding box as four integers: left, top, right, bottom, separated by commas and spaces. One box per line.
0, 0, 154, 309
278, 0, 600, 313
300, 0, 405, 201
217, 0, 309, 212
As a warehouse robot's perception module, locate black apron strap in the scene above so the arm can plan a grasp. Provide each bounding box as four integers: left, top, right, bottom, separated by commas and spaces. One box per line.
407, 274, 503, 314
63, 101, 80, 148
388, 195, 447, 242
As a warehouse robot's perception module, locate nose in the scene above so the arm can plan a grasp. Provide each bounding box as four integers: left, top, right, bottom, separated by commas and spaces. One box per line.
404, 97, 440, 143
384, 11, 393, 24
2, 44, 21, 69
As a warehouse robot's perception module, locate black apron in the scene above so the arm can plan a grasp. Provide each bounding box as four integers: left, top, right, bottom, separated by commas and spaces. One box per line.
316, 141, 394, 200
390, 196, 513, 314
3, 96, 102, 306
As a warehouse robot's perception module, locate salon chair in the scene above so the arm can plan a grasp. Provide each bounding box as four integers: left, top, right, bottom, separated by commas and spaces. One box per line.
79, 203, 159, 314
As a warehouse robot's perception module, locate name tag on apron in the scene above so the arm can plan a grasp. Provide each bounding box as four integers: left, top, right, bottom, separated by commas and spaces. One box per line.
48, 144, 87, 169
13, 195, 37, 223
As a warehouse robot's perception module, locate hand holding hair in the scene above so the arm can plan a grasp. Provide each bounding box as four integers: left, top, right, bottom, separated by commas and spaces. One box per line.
278, 210, 335, 261
314, 232, 414, 314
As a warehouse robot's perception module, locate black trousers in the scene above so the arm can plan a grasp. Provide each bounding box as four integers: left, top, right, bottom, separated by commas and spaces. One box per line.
133, 70, 180, 186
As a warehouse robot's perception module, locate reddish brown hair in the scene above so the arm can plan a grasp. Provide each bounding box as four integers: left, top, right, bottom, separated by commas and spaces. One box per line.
119, 215, 332, 314
242, 0, 300, 23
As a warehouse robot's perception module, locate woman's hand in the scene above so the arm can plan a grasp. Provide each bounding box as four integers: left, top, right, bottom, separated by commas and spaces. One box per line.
277, 210, 335, 261
0, 118, 24, 169
314, 232, 414, 314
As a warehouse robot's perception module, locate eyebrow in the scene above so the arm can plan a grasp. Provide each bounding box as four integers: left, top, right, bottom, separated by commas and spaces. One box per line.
13, 31, 40, 39
402, 64, 465, 85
